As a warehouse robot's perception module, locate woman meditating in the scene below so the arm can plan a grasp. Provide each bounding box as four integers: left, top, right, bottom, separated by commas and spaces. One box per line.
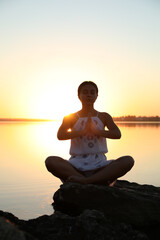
45, 81, 134, 185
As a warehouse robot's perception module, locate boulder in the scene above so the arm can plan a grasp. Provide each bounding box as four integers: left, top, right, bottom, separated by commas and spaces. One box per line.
53, 180, 160, 238
1, 180, 160, 240
0, 210, 148, 240
0, 216, 35, 240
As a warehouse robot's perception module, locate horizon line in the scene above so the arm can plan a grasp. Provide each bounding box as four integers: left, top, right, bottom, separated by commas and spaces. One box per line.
0, 118, 55, 122
0, 115, 160, 122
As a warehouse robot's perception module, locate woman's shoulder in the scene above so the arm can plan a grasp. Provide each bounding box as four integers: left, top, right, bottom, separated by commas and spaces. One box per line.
63, 111, 79, 127
63, 111, 78, 119
97, 111, 113, 125
98, 111, 112, 119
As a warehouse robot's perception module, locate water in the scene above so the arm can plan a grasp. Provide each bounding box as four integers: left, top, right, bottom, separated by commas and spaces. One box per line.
0, 121, 160, 220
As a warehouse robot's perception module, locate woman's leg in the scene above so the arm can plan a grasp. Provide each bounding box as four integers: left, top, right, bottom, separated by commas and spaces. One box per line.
45, 156, 84, 181
67, 155, 134, 184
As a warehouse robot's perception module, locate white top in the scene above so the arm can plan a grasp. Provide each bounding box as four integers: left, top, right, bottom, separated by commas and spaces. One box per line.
69, 114, 108, 155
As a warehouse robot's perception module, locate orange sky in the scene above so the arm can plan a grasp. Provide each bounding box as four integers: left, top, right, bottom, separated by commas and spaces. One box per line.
0, 0, 160, 119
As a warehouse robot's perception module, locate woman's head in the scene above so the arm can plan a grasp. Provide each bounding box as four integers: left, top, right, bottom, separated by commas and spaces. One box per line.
78, 81, 98, 97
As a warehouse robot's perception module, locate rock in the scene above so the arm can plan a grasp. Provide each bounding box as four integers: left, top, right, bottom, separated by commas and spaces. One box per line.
70, 209, 148, 240
0, 216, 35, 240
1, 180, 160, 240
0, 211, 21, 225
0, 210, 148, 240
53, 180, 160, 238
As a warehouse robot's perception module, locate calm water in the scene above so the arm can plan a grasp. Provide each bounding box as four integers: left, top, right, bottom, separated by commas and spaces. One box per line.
0, 121, 160, 220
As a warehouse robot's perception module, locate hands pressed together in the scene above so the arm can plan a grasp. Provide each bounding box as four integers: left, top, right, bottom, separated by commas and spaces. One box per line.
81, 114, 100, 137
72, 114, 102, 139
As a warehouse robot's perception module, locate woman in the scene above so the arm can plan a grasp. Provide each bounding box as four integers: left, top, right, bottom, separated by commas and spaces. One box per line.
45, 81, 134, 185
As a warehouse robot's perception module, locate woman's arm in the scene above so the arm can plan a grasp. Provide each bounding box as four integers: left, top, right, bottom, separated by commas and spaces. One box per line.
57, 114, 81, 140
91, 112, 121, 139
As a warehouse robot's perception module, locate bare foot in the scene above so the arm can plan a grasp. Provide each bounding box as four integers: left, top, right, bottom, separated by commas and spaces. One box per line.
109, 179, 117, 187
66, 175, 87, 184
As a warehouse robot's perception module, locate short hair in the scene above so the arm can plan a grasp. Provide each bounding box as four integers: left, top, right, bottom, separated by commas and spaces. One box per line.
78, 81, 98, 97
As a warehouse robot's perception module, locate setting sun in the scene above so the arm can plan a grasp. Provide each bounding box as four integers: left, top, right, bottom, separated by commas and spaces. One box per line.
28, 79, 81, 120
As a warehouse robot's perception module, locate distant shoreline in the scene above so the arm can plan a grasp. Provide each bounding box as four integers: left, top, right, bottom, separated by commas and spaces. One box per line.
113, 116, 160, 122
0, 118, 54, 122
0, 116, 160, 122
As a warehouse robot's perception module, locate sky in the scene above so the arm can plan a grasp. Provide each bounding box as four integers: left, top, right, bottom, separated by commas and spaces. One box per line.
0, 0, 160, 120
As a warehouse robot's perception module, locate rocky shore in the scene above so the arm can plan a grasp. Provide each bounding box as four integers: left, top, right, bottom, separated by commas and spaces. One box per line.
0, 180, 160, 240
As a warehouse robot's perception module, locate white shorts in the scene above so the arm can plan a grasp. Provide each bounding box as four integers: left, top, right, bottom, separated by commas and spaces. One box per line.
69, 153, 113, 172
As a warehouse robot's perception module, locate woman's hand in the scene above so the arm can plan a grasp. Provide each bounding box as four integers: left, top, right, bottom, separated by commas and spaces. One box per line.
83, 114, 92, 134
81, 114, 101, 137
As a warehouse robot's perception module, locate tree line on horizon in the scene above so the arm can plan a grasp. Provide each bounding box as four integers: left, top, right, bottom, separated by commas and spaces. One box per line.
113, 115, 160, 121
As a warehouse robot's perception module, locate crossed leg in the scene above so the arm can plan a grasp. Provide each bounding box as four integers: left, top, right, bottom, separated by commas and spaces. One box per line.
67, 156, 134, 184
45, 156, 84, 181
45, 155, 134, 185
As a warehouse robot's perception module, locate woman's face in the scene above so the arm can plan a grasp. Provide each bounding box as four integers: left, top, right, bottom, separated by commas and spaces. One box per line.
79, 84, 98, 105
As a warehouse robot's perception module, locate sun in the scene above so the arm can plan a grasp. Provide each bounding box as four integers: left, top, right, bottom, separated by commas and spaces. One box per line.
26, 67, 93, 120
30, 83, 81, 120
